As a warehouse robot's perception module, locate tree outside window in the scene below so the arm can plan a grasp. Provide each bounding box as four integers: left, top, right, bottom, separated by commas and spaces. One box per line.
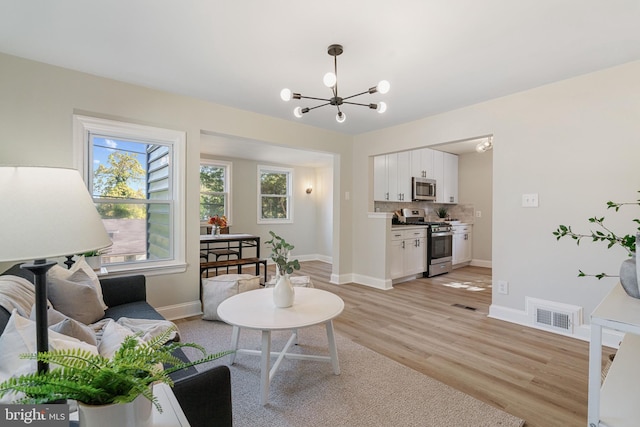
200, 161, 230, 221
258, 166, 292, 223
74, 114, 186, 275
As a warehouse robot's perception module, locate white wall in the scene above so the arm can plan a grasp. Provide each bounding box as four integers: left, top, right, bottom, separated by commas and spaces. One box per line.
352, 61, 640, 330
0, 52, 352, 313
199, 153, 331, 261
458, 150, 492, 263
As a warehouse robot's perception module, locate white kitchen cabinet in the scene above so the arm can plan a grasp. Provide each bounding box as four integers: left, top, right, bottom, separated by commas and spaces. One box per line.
443, 152, 459, 204
410, 147, 434, 179
390, 228, 427, 279
433, 150, 444, 203
452, 224, 472, 265
588, 283, 640, 427
373, 155, 389, 201
374, 152, 411, 202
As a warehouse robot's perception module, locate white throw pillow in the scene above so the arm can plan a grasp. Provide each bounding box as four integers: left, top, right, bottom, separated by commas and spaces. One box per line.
46, 267, 105, 324
0, 309, 98, 403
202, 274, 260, 321
70, 256, 108, 310
97, 319, 144, 359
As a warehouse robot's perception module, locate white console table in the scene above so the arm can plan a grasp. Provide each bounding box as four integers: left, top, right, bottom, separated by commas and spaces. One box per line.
588, 283, 640, 427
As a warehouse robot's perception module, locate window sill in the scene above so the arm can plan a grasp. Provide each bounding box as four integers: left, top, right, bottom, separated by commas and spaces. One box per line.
98, 261, 187, 278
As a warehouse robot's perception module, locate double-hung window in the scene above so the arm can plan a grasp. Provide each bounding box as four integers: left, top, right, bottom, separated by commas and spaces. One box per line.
200, 160, 231, 221
257, 165, 293, 223
73, 115, 185, 274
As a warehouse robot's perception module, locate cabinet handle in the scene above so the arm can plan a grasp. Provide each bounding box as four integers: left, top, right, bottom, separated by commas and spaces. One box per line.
385, 192, 389, 200
402, 241, 405, 249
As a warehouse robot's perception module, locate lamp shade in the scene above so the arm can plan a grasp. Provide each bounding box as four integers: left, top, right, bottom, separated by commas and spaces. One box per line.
0, 166, 112, 262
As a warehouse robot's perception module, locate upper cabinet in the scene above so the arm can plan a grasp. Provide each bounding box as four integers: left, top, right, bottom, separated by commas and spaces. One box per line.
442, 152, 458, 204
373, 152, 411, 202
410, 148, 434, 179
374, 148, 458, 204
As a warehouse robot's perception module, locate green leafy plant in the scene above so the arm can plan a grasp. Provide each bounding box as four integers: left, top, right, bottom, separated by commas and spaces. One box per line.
0, 326, 231, 412
553, 192, 640, 279
436, 207, 448, 219
265, 231, 300, 276
79, 248, 110, 257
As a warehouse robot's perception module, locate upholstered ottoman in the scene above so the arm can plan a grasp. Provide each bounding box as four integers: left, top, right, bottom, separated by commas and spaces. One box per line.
265, 275, 314, 288
202, 274, 261, 321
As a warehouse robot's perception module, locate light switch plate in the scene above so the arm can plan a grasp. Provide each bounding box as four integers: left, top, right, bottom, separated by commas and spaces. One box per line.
522, 193, 539, 207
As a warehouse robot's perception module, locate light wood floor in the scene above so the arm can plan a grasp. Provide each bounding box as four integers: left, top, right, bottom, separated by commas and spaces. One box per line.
266, 261, 613, 427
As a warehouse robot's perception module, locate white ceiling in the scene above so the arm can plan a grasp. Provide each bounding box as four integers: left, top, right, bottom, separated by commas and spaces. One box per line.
2, 1, 639, 162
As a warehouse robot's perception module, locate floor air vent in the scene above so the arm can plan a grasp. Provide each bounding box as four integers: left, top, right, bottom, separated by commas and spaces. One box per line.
452, 303, 477, 311
527, 298, 582, 334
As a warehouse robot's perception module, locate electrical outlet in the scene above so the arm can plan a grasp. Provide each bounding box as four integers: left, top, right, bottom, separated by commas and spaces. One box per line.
475, 210, 482, 218
497, 280, 509, 295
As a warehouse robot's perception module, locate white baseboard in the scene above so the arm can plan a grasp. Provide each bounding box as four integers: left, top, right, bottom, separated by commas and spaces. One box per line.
489, 303, 623, 349
470, 259, 492, 268
352, 273, 393, 290
157, 300, 202, 321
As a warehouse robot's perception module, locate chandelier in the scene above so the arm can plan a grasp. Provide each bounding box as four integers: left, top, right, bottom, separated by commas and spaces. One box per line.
280, 44, 390, 123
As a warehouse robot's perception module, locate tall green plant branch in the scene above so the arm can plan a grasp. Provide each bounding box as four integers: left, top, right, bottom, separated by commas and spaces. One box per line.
553, 192, 640, 279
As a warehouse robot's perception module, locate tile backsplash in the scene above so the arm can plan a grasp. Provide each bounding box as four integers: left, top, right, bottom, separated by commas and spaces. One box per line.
374, 202, 474, 224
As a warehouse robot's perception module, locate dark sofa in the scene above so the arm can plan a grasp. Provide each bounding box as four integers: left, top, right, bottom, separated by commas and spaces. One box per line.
0, 264, 232, 427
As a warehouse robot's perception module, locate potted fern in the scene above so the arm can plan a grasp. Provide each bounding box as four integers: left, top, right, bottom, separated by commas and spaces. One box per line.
0, 326, 231, 426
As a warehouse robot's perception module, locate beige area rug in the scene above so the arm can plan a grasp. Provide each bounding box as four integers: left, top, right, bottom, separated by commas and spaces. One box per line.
177, 318, 524, 427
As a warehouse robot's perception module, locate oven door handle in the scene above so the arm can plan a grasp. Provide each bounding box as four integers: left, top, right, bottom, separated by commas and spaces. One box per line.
431, 231, 453, 237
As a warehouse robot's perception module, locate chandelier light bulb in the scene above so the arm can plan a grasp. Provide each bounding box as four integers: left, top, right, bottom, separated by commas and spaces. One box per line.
280, 88, 292, 102
336, 112, 346, 123
323, 72, 337, 88
377, 80, 390, 94
294, 107, 304, 118
377, 101, 387, 114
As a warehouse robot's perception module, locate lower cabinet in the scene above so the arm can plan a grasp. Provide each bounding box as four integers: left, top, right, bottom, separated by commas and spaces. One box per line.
390, 228, 427, 279
452, 224, 472, 266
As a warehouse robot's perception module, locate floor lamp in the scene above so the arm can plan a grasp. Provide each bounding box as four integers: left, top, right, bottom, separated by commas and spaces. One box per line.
0, 166, 111, 372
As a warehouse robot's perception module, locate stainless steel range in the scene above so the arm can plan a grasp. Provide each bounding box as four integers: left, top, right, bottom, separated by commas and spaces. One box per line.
398, 208, 453, 277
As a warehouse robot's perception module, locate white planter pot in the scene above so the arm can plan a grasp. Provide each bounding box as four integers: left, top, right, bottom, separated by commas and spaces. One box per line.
78, 394, 152, 427
273, 275, 295, 308
85, 255, 101, 270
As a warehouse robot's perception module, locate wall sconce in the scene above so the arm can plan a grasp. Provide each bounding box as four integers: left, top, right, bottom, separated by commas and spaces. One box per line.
306, 186, 313, 194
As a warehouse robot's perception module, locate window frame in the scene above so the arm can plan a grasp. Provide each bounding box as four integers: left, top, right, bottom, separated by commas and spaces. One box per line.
73, 115, 186, 276
257, 165, 293, 224
199, 159, 232, 225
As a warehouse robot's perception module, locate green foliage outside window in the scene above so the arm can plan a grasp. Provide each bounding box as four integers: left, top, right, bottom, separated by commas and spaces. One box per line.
93, 151, 146, 219
260, 171, 288, 219
200, 165, 226, 219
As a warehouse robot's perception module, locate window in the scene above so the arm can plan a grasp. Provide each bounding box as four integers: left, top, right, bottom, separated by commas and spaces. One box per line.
200, 160, 231, 222
73, 115, 185, 274
257, 165, 293, 223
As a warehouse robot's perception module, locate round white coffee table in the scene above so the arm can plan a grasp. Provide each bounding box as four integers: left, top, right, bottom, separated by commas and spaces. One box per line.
217, 287, 344, 405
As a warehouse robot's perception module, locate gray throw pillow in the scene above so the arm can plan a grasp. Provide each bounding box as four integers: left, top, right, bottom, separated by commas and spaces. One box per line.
30, 304, 97, 346
46, 269, 105, 325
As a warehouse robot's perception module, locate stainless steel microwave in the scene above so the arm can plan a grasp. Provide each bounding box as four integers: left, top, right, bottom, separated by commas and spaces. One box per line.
412, 177, 436, 201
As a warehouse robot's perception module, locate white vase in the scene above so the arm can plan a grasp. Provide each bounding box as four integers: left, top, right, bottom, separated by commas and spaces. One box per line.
211, 225, 220, 235
273, 274, 295, 308
78, 394, 152, 427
